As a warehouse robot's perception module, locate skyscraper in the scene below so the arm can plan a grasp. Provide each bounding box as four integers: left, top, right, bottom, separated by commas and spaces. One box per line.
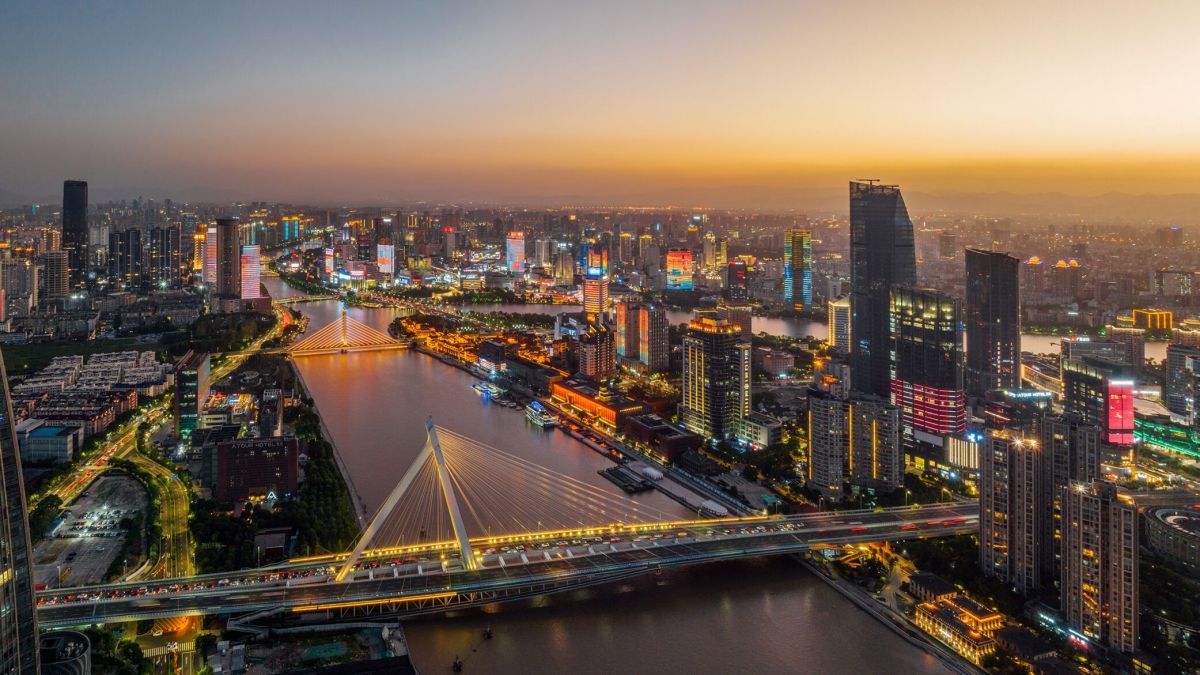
828, 296, 851, 353
506, 231, 525, 273
1060, 481, 1138, 653
0, 348, 40, 672
582, 248, 609, 322
724, 260, 749, 301
214, 217, 240, 298
203, 224, 218, 285
148, 224, 182, 289
108, 228, 144, 290
578, 323, 615, 380
850, 181, 916, 397
979, 430, 1043, 594
240, 245, 261, 300
61, 179, 88, 290
681, 317, 750, 441
965, 249, 1021, 398
783, 228, 812, 313
666, 249, 694, 290
1039, 415, 1103, 584
174, 351, 210, 440
889, 287, 966, 454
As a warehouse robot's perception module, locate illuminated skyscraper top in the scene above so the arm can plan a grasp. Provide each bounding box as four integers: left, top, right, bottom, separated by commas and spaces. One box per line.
849, 181, 916, 397
783, 228, 812, 313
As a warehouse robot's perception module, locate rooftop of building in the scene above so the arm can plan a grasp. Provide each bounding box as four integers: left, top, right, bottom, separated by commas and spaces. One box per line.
1151, 507, 1200, 537
28, 425, 75, 438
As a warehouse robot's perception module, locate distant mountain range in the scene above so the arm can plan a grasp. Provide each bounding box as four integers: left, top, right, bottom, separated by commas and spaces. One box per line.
3, 184, 1198, 223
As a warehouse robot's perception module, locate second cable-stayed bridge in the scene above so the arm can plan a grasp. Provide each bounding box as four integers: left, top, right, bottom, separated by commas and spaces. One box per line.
36, 421, 979, 629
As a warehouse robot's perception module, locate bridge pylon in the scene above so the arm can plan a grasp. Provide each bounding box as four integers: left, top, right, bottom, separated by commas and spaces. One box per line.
334, 418, 477, 582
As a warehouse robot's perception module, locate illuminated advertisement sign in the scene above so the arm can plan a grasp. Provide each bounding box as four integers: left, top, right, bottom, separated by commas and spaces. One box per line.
324, 247, 335, 279
666, 249, 694, 290
1105, 379, 1135, 445
377, 243, 395, 274
203, 225, 218, 284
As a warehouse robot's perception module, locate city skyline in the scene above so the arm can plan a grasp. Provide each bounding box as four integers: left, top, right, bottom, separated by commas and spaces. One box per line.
4, 2, 1200, 209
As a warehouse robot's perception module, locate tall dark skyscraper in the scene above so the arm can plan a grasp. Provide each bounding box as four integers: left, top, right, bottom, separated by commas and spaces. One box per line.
965, 249, 1021, 398
214, 217, 241, 298
0, 349, 40, 672
850, 181, 916, 397
61, 179, 88, 289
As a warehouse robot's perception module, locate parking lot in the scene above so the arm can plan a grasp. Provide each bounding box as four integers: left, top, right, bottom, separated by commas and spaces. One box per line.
33, 475, 147, 588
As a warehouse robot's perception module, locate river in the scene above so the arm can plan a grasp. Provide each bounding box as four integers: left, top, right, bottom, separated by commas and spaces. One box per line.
265, 278, 949, 674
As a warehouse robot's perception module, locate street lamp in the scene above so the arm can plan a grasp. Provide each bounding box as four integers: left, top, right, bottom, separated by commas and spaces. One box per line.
904, 489, 911, 506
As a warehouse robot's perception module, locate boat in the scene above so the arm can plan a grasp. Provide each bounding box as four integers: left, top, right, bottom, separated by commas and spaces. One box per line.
525, 401, 559, 428
472, 381, 506, 398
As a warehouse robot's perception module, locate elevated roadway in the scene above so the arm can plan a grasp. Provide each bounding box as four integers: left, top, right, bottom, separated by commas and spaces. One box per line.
36, 502, 977, 628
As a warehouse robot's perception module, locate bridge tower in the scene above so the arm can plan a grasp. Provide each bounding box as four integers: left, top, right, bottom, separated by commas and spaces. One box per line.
335, 418, 477, 582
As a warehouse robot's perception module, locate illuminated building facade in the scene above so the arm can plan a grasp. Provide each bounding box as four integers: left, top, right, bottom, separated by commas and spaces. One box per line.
107, 228, 143, 290
214, 438, 300, 502
0, 348, 40, 673
1060, 481, 1138, 653
203, 225, 218, 285
174, 351, 210, 440
148, 224, 182, 288
1154, 268, 1193, 298
965, 249, 1020, 398
578, 323, 615, 380
979, 430, 1043, 594
681, 317, 750, 441
1062, 356, 1134, 446
666, 249, 694, 290
1131, 308, 1173, 331
377, 243, 395, 275
889, 287, 966, 453
828, 296, 851, 353
239, 245, 261, 300
506, 231, 526, 272
582, 247, 609, 321
783, 228, 812, 313
324, 247, 335, 280
850, 181, 916, 397
617, 301, 669, 372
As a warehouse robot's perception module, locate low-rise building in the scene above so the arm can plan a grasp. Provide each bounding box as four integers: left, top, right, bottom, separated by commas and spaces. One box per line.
15, 419, 83, 465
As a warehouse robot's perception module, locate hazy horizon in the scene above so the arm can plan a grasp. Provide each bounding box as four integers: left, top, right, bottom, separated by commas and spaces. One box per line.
5, 1, 1200, 214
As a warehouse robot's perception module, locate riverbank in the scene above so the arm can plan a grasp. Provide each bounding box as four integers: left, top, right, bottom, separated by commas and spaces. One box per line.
289, 363, 369, 529
800, 556, 980, 675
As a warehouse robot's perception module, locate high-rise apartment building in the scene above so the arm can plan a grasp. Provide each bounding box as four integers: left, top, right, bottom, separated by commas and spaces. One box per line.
889, 287, 966, 455
666, 249, 694, 290
1063, 356, 1135, 448
39, 251, 69, 300
614, 301, 668, 372
1039, 415, 1103, 584
681, 317, 750, 441
828, 296, 851, 353
61, 179, 88, 290
1061, 481, 1138, 653
578, 323, 615, 380
783, 228, 812, 313
725, 260, 749, 301
807, 389, 901, 499
965, 249, 1021, 397
850, 181, 916, 397
0, 348, 40, 672
979, 430, 1043, 594
148, 224, 182, 289
108, 228, 144, 290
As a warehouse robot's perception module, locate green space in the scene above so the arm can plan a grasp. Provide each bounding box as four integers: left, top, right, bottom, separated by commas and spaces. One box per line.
28, 495, 63, 544
81, 627, 151, 675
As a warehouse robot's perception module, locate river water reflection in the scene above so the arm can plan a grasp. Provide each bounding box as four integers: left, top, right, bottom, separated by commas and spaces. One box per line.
265, 278, 949, 674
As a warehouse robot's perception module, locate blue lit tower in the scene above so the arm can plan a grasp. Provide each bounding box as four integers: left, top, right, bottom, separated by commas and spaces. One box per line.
783, 228, 812, 313
850, 181, 916, 397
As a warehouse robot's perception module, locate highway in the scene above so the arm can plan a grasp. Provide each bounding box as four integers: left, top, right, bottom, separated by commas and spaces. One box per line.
35, 502, 977, 628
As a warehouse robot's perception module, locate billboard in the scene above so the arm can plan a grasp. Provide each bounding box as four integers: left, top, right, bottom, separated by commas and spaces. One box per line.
666, 249, 694, 290
377, 243, 395, 275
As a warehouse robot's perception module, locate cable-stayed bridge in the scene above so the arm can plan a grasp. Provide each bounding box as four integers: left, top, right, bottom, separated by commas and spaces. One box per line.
35, 421, 978, 629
